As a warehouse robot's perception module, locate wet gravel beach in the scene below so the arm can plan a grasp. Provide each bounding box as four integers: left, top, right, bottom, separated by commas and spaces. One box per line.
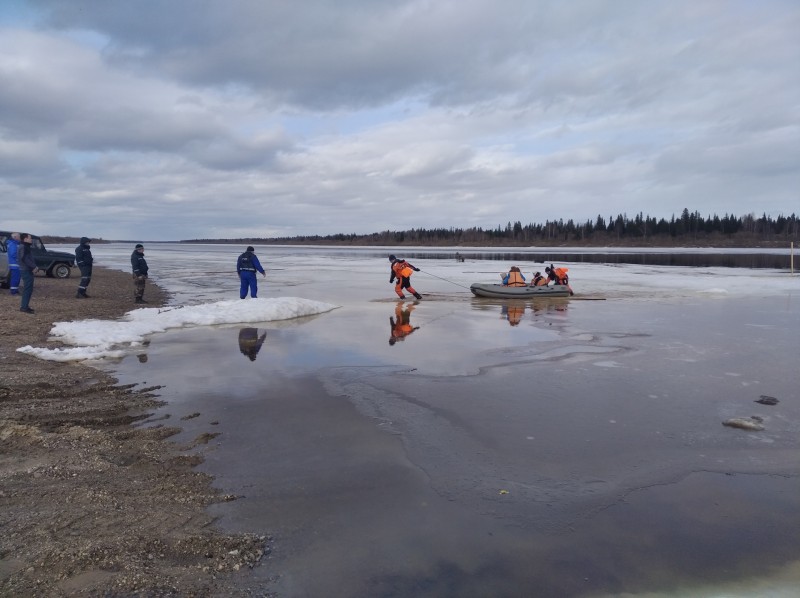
0, 267, 267, 596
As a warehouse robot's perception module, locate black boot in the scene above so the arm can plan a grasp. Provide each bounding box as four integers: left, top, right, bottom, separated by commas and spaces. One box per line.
413, 292, 422, 300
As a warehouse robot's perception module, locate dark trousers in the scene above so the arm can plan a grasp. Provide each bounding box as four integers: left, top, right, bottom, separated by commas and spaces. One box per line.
78, 265, 92, 293
133, 274, 147, 299
20, 269, 34, 309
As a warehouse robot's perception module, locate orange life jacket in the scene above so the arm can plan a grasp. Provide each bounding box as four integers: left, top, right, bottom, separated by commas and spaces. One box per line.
392, 260, 413, 278
505, 270, 526, 287
551, 267, 569, 284
532, 274, 548, 286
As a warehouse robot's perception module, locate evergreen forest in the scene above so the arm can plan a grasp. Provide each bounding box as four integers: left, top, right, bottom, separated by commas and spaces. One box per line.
189, 209, 799, 247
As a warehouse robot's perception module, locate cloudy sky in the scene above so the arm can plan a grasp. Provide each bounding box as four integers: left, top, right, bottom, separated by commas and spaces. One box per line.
1, 0, 798, 241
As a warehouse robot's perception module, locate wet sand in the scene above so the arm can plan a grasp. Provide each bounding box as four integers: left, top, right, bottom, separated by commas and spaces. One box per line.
104, 292, 800, 597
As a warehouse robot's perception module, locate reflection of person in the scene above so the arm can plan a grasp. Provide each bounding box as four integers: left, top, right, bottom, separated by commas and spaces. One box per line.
531, 271, 548, 286
501, 302, 525, 326
18, 234, 39, 313
75, 236, 93, 298
237, 246, 266, 299
7, 232, 21, 295
501, 266, 526, 286
389, 254, 422, 300
238, 328, 267, 361
131, 244, 149, 303
389, 302, 420, 345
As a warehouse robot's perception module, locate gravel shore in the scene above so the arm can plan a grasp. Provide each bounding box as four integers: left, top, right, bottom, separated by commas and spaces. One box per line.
0, 267, 268, 596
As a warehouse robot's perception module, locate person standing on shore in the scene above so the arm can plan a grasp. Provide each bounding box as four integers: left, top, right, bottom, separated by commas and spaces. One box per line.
7, 232, 21, 295
75, 237, 93, 298
131, 244, 149, 303
18, 234, 39, 313
237, 246, 266, 299
389, 254, 422, 300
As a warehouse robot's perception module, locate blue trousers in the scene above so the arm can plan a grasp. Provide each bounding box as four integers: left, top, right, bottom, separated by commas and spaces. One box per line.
20, 269, 34, 309
240, 271, 258, 298
9, 265, 20, 294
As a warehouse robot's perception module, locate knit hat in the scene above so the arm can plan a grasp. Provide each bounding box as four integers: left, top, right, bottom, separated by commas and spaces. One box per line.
388, 254, 396, 261
246, 246, 255, 252
135, 244, 143, 249
80, 237, 91, 244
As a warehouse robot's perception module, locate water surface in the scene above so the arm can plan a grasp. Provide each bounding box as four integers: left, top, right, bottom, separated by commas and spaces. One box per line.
86, 245, 799, 597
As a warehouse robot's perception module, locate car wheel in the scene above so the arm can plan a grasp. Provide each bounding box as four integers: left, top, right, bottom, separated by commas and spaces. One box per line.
52, 263, 71, 279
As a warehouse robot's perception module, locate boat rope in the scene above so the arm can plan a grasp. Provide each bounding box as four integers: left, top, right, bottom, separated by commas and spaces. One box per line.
417, 269, 472, 290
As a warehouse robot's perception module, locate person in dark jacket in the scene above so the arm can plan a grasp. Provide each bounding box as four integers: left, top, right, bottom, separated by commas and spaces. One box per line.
131, 243, 149, 303
75, 236, 93, 298
18, 234, 39, 313
237, 246, 266, 299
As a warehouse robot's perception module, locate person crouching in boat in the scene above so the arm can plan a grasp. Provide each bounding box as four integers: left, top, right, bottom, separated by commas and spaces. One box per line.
389, 255, 422, 300
545, 264, 575, 296
531, 271, 548, 286
501, 266, 526, 287
545, 264, 569, 285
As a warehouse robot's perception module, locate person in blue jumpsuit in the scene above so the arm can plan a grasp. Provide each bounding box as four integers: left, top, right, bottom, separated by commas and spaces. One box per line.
7, 232, 21, 295
237, 246, 266, 299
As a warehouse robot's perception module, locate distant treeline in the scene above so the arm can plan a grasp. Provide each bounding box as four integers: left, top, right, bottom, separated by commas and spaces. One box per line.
187, 209, 799, 247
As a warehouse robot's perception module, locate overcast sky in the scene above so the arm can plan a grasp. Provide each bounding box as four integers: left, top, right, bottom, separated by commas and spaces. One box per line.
1, 0, 798, 241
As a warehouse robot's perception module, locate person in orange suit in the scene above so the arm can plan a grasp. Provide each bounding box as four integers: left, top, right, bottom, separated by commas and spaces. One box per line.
389, 254, 422, 300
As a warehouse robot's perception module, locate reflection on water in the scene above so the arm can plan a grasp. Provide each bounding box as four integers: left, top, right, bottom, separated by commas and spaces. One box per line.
238, 327, 267, 361
500, 301, 525, 326
497, 298, 570, 326
389, 301, 420, 345
476, 297, 569, 321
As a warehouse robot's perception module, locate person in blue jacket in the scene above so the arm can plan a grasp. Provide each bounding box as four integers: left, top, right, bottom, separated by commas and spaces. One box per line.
237, 246, 266, 299
7, 232, 21, 295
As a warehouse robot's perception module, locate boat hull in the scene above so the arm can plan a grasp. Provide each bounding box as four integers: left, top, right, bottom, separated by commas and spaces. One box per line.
470, 283, 572, 298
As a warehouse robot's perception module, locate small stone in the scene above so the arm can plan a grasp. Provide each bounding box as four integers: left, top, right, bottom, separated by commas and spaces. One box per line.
722, 417, 765, 431
755, 395, 779, 406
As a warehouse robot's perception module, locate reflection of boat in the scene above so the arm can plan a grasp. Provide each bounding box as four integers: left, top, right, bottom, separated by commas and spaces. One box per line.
470, 283, 572, 298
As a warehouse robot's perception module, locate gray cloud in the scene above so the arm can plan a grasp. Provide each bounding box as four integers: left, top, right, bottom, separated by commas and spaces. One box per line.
0, 0, 798, 240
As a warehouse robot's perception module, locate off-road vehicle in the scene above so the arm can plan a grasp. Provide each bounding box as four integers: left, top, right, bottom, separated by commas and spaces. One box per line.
0, 231, 75, 286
